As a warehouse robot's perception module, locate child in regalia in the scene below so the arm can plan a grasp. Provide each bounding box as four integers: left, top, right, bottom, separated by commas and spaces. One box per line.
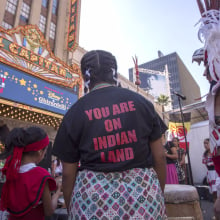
0, 126, 62, 220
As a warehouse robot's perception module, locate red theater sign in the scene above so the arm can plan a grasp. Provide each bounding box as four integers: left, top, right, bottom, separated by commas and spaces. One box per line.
0, 25, 82, 92
67, 0, 79, 51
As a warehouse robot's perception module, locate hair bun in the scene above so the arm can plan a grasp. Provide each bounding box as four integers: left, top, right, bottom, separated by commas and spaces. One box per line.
81, 50, 118, 91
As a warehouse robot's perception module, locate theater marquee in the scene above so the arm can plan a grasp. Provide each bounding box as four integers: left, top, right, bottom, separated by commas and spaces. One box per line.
0, 25, 82, 126
0, 25, 82, 91
0, 63, 78, 115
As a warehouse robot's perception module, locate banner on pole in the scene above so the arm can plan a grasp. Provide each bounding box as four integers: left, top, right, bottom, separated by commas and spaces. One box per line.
167, 112, 191, 150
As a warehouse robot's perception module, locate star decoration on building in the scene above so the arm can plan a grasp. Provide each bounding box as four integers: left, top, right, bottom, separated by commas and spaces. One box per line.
19, 78, 26, 86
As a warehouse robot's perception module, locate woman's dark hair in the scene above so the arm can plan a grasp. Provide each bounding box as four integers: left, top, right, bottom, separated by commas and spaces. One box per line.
204, 138, 209, 143
172, 137, 179, 142
56, 158, 61, 166
80, 50, 118, 92
203, 138, 210, 157
0, 124, 10, 145
0, 126, 47, 159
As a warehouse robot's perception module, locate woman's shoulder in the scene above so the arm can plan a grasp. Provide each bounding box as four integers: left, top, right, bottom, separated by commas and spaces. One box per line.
52, 159, 58, 165
34, 167, 56, 191
179, 148, 185, 153
33, 166, 51, 176
167, 141, 175, 148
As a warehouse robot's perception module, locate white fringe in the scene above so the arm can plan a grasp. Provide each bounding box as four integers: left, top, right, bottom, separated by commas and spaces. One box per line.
197, 9, 220, 83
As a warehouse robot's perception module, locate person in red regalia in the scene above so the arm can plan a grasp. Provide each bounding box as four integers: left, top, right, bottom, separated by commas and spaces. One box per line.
192, 0, 220, 218
0, 126, 62, 220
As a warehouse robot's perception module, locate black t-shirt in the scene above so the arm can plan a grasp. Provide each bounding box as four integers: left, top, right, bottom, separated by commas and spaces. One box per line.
157, 114, 168, 134
164, 141, 176, 164
52, 86, 162, 172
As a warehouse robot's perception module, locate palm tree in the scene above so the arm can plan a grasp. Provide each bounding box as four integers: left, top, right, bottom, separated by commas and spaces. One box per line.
156, 94, 170, 120
157, 94, 170, 106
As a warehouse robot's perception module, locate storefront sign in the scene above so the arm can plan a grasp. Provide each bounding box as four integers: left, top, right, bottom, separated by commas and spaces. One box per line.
0, 62, 77, 115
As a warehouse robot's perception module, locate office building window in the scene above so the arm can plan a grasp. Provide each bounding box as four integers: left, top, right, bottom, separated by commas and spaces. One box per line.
39, 15, 46, 33
20, 2, 30, 23
49, 22, 56, 39
1, 21, 12, 29
52, 0, 58, 14
42, 0, 48, 8
5, 0, 18, 15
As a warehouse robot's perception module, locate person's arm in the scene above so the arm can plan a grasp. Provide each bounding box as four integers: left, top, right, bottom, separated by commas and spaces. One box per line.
51, 160, 56, 177
165, 147, 178, 160
42, 181, 62, 216
62, 161, 78, 212
214, 198, 220, 218
150, 138, 166, 193
180, 151, 186, 165
214, 177, 220, 217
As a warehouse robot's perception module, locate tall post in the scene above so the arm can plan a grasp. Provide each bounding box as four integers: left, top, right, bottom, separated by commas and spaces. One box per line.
132, 55, 141, 93
177, 97, 194, 185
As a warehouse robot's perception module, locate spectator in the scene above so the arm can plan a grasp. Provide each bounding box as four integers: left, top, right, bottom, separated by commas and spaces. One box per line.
173, 137, 186, 184
51, 158, 63, 178
202, 138, 218, 201
163, 134, 179, 184
52, 49, 167, 219
0, 126, 62, 219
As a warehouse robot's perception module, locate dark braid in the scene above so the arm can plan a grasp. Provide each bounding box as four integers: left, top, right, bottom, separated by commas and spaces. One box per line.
203, 138, 210, 157
0, 126, 47, 159
81, 50, 118, 92
0, 124, 9, 146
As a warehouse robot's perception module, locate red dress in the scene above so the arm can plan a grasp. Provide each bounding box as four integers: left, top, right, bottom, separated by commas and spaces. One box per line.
2, 166, 56, 220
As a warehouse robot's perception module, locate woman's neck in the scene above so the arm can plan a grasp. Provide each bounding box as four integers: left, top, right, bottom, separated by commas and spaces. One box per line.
91, 82, 113, 91
21, 156, 38, 165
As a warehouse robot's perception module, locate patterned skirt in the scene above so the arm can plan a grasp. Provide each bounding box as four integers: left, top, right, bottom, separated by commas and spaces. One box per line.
207, 169, 219, 193
68, 168, 166, 220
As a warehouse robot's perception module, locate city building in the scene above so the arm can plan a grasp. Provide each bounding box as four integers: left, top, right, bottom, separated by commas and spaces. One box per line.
129, 52, 201, 110
0, 0, 85, 65
118, 74, 163, 119
0, 0, 84, 147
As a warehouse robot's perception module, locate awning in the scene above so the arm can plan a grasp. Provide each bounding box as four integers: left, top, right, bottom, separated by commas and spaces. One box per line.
0, 98, 63, 129
163, 101, 208, 125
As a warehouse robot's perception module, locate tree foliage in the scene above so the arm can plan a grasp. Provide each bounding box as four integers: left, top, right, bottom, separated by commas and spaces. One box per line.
156, 94, 170, 106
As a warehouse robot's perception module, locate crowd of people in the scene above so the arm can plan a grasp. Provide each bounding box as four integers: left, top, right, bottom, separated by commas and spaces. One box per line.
0, 49, 217, 219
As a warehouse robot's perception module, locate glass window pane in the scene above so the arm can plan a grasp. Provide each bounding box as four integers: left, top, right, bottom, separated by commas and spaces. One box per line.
49, 22, 56, 39
39, 15, 46, 33
42, 0, 48, 8
5, 0, 18, 15
1, 21, 12, 29
52, 0, 58, 14
20, 2, 30, 23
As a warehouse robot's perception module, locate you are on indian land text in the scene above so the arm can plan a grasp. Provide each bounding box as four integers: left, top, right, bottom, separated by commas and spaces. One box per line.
84, 101, 138, 163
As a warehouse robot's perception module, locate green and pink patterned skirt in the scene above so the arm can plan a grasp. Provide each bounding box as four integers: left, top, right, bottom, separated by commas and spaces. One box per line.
68, 168, 166, 220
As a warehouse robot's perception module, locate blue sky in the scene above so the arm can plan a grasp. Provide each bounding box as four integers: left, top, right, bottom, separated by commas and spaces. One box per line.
79, 0, 209, 98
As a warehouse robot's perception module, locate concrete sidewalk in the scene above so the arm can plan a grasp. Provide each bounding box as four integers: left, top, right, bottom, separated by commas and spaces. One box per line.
200, 199, 215, 220
196, 185, 215, 219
